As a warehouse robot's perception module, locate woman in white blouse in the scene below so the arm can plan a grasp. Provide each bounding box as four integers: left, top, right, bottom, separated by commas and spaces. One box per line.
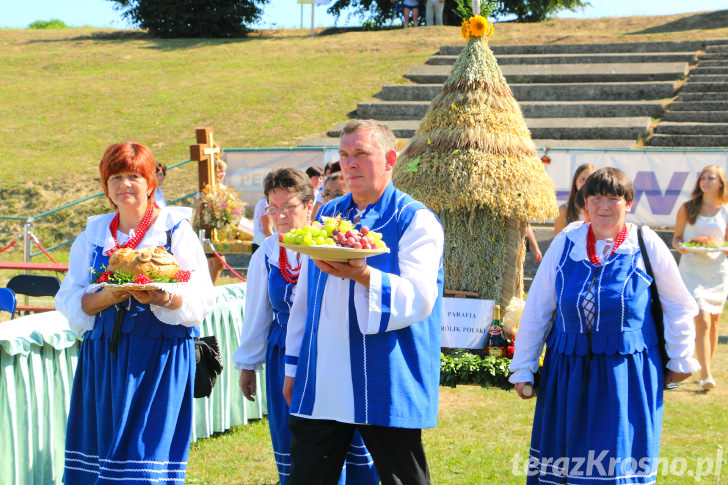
510, 167, 699, 484
56, 142, 215, 484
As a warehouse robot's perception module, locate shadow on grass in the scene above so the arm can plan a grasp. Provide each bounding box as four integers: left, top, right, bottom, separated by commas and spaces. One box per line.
629, 10, 728, 35
21, 29, 323, 50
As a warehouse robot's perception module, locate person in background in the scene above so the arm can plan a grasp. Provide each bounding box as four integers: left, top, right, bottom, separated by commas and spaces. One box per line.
324, 161, 341, 179
525, 225, 543, 263
284, 120, 444, 484
313, 170, 348, 219
402, 0, 420, 27
233, 168, 378, 485
672, 164, 728, 391
214, 157, 227, 187
553, 163, 596, 236
510, 167, 698, 484
205, 157, 231, 283
154, 162, 168, 208
306, 165, 324, 206
252, 196, 273, 254
426, 0, 444, 26
56, 142, 215, 484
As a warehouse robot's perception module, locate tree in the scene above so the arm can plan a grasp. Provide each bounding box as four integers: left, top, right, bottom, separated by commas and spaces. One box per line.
496, 0, 590, 22
327, 0, 590, 27
327, 0, 400, 28
108, 0, 268, 38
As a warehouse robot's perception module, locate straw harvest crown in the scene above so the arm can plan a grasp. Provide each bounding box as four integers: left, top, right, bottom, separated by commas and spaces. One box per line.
392, 9, 558, 222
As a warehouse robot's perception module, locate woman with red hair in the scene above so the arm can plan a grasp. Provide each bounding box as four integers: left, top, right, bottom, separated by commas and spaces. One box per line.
56, 142, 215, 484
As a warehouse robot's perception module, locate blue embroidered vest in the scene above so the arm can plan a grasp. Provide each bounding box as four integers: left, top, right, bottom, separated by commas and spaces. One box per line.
264, 253, 297, 349
290, 183, 444, 429
547, 237, 658, 356
87, 221, 197, 340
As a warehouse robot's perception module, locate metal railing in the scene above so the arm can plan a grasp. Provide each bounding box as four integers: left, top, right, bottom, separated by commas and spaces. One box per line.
0, 159, 195, 263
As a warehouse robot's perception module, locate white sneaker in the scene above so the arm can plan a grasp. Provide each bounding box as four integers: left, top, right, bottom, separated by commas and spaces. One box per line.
699, 378, 716, 390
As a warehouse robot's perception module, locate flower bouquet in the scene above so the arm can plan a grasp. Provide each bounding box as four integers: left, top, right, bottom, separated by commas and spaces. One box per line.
199, 184, 252, 252
199, 184, 247, 240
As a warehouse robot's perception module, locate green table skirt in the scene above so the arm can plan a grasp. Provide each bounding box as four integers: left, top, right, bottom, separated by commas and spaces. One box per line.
0, 283, 266, 485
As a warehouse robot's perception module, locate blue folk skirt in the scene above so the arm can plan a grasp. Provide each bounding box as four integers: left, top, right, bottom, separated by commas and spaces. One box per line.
64, 308, 195, 484
527, 345, 663, 485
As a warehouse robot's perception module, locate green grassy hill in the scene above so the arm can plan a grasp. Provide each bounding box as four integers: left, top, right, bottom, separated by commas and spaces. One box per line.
2, 10, 728, 259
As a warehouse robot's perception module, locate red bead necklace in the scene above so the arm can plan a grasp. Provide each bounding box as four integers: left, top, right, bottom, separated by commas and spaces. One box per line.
587, 223, 628, 266
106, 208, 154, 256
279, 246, 301, 284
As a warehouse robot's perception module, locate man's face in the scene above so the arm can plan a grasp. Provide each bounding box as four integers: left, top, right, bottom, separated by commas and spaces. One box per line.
338, 129, 395, 203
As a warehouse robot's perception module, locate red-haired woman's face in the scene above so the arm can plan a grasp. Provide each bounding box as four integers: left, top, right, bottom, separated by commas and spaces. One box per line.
99, 142, 157, 210
107, 171, 150, 212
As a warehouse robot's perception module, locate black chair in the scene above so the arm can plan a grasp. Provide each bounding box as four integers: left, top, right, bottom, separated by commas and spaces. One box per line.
6, 274, 61, 314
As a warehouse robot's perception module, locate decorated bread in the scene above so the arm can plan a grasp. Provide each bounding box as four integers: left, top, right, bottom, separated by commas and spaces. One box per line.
108, 247, 179, 279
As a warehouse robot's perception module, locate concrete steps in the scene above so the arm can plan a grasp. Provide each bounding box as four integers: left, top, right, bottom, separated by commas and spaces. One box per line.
305, 39, 728, 152
691, 66, 728, 75
404, 63, 688, 84
358, 100, 664, 120
668, 101, 728, 111
648, 39, 728, 148
676, 92, 728, 101
376, 82, 677, 102
440, 40, 704, 55
328, 117, 651, 141
663, 111, 728, 122
648, 134, 728, 147
681, 82, 728, 92
298, 136, 638, 150
654, 122, 728, 135
426, 52, 697, 66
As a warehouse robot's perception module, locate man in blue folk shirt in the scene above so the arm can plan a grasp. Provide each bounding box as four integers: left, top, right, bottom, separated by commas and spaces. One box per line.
283, 119, 444, 484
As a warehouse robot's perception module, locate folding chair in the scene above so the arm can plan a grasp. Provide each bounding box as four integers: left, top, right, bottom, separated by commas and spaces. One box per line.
7, 274, 61, 314
0, 288, 16, 319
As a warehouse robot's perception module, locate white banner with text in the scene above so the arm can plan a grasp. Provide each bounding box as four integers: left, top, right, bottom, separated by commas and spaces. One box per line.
441, 298, 495, 349
220, 147, 728, 228
542, 149, 728, 228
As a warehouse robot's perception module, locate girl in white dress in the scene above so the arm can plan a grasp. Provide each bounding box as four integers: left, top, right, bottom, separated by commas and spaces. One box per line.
673, 164, 728, 390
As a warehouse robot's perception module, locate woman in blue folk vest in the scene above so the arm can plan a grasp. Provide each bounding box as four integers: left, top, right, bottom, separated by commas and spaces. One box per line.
510, 167, 699, 484
56, 142, 215, 484
232, 168, 378, 485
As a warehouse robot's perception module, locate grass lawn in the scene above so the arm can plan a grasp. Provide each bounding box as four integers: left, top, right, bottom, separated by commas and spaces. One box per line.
187, 342, 728, 484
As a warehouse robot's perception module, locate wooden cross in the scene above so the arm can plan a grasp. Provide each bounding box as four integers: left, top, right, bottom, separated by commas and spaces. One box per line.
190, 127, 222, 239
189, 127, 222, 194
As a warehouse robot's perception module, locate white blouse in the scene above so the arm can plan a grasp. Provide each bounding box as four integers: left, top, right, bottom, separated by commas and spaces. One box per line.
231, 234, 298, 370
56, 207, 215, 335
509, 223, 701, 384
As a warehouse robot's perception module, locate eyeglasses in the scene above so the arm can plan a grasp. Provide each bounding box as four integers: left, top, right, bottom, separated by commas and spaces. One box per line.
700, 176, 718, 181
266, 202, 302, 215
322, 191, 345, 199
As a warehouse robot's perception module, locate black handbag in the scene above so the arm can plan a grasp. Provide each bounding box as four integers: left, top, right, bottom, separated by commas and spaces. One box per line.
194, 336, 224, 398
636, 226, 669, 377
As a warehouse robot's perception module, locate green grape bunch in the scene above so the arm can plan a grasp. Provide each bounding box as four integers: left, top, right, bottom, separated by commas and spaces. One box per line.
279, 217, 386, 250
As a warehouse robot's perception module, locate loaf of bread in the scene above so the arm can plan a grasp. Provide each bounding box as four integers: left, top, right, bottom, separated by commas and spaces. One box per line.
108, 247, 179, 278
